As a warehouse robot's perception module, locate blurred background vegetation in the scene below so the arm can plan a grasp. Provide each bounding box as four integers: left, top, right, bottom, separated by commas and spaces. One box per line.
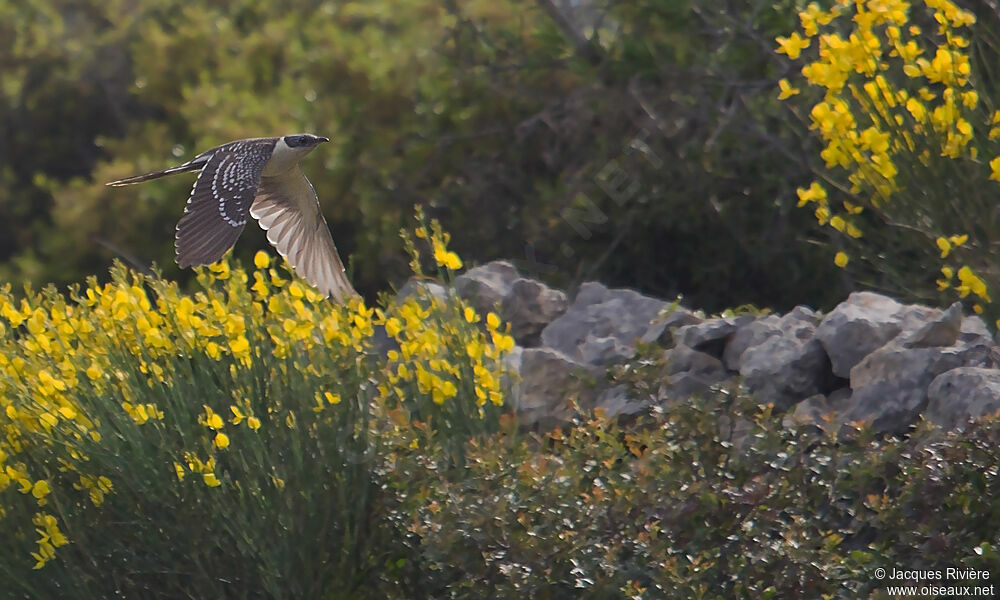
1, 0, 849, 312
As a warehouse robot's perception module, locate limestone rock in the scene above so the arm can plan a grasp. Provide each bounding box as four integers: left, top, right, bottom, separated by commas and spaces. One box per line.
500, 278, 568, 347
899, 301, 962, 348
846, 340, 992, 433
541, 282, 668, 366
926, 367, 1000, 430
674, 315, 754, 360
396, 278, 448, 304
516, 348, 601, 428
455, 260, 520, 314
740, 336, 832, 411
815, 292, 904, 378
724, 306, 819, 371
639, 306, 703, 346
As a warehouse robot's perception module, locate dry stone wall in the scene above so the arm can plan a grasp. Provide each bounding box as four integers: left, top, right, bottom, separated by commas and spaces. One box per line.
452, 261, 1000, 434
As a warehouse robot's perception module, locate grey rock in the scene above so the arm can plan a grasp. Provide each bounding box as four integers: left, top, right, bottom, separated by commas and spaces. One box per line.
661, 344, 732, 402
674, 315, 754, 359
896, 303, 943, 331
740, 337, 831, 411
900, 302, 962, 348
500, 278, 568, 347
781, 388, 852, 433
816, 291, 944, 378
455, 260, 520, 314
664, 344, 728, 379
961, 315, 993, 346
847, 340, 992, 433
517, 348, 601, 428
926, 367, 1000, 430
723, 307, 819, 371
639, 306, 703, 346
396, 278, 449, 304
541, 282, 668, 365
723, 315, 781, 371
579, 334, 634, 365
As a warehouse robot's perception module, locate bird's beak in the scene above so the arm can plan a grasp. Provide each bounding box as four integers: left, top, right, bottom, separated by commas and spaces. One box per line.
317, 137, 330, 144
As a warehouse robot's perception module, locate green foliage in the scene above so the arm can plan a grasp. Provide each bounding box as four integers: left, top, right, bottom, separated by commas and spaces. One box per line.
389, 386, 1000, 598
2, 0, 844, 313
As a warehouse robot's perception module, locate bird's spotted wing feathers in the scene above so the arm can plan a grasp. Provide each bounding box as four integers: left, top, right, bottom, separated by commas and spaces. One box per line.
250, 167, 357, 301
175, 140, 276, 267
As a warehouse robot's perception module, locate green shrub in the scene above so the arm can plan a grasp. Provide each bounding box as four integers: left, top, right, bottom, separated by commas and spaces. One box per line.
0, 220, 511, 598
389, 382, 1000, 598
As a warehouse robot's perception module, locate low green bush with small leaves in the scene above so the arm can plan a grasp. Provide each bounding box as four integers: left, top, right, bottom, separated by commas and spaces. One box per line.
385, 377, 1000, 598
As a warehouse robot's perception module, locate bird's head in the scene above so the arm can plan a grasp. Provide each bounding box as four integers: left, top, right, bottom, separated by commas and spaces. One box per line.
282, 133, 330, 148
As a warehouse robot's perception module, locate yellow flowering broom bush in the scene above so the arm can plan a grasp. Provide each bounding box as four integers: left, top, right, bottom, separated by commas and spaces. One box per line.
0, 215, 513, 597
777, 0, 1000, 321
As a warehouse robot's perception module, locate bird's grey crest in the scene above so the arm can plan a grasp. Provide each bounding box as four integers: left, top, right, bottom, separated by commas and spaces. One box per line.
105, 134, 357, 302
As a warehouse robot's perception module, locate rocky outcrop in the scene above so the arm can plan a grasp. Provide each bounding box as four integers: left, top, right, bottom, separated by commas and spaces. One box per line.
452, 260, 1000, 434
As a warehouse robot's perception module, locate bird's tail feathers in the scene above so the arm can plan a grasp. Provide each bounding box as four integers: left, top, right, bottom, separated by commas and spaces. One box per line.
105, 158, 208, 186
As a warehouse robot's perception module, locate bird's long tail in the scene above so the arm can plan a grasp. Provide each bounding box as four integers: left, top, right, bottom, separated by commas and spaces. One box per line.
106, 157, 208, 186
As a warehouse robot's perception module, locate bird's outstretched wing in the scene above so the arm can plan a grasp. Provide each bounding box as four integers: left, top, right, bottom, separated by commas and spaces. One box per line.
175, 140, 276, 267
250, 167, 357, 301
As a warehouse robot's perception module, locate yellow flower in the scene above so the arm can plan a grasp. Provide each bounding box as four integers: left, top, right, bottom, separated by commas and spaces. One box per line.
229, 335, 250, 355
202, 406, 224, 430
777, 79, 800, 100
464, 306, 478, 323
834, 252, 849, 268
486, 312, 500, 331
796, 182, 827, 207
203, 472, 221, 487
814, 206, 830, 226
174, 463, 185, 481
385, 317, 402, 338
254, 251, 270, 269
491, 332, 516, 353
248, 416, 261, 431
957, 266, 990, 302
776, 32, 810, 59
214, 432, 230, 449
230, 405, 245, 425
210, 260, 231, 280
435, 248, 463, 270
936, 237, 952, 258
324, 391, 341, 405
31, 480, 51, 501
990, 157, 1000, 182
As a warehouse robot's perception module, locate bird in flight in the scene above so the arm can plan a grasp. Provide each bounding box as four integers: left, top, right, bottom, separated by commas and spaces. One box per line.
107, 134, 357, 302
